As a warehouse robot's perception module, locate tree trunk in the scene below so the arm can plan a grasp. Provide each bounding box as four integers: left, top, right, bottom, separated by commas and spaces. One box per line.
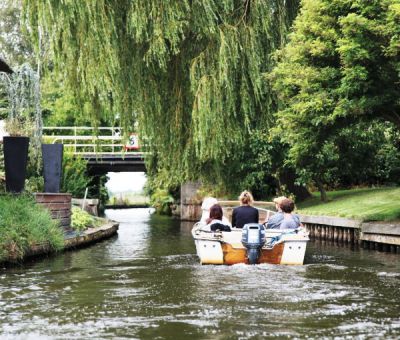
278, 168, 311, 201
315, 180, 327, 202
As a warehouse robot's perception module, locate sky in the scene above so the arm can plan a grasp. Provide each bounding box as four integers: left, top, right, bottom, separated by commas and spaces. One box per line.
106, 172, 147, 194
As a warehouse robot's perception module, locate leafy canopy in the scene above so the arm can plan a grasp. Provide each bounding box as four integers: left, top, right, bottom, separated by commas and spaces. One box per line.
272, 0, 400, 193
23, 0, 299, 188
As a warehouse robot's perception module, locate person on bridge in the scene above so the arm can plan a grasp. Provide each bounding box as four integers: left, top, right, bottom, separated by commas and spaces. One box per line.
231, 191, 259, 228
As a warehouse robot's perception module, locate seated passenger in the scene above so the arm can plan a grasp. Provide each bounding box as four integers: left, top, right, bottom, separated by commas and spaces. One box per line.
232, 191, 259, 228
265, 196, 300, 229
200, 197, 231, 226
204, 204, 231, 232
279, 198, 301, 230
265, 196, 286, 229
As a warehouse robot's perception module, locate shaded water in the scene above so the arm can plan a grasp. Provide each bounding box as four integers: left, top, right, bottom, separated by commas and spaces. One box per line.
1, 208, 399, 339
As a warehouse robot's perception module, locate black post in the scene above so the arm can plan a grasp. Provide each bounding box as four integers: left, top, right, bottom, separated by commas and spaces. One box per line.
42, 143, 64, 193
3, 136, 29, 193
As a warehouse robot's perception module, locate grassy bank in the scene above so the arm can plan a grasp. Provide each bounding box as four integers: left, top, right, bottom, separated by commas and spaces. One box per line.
297, 187, 400, 221
0, 195, 64, 262
108, 193, 149, 207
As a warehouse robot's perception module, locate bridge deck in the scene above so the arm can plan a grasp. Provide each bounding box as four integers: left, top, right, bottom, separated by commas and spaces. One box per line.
83, 153, 146, 174
42, 127, 146, 173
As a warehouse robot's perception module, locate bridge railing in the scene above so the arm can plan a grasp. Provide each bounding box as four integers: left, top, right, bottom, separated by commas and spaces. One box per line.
42, 126, 139, 155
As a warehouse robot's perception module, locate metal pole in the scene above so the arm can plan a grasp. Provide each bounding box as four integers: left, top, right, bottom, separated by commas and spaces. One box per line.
82, 187, 88, 210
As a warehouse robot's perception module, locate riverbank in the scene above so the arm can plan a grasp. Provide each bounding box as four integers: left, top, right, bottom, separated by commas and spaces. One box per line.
1, 221, 119, 265
0, 194, 64, 263
297, 187, 400, 221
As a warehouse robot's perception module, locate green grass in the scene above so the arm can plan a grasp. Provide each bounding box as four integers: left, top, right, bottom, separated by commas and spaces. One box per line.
108, 193, 149, 206
297, 187, 400, 221
0, 194, 64, 262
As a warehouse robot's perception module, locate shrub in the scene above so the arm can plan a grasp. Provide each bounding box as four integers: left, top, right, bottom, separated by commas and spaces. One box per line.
150, 189, 174, 215
61, 153, 90, 197
0, 194, 64, 262
71, 207, 95, 232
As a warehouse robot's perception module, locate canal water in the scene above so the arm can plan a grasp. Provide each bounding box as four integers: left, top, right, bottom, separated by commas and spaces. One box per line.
1, 208, 399, 339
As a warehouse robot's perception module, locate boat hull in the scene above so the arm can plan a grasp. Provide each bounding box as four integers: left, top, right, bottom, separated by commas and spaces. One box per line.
192, 226, 309, 265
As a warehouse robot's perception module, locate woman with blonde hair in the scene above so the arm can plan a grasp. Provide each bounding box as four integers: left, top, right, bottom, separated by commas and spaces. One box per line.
231, 190, 259, 228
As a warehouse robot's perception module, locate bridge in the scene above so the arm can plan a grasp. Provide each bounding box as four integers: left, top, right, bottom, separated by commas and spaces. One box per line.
43, 127, 146, 174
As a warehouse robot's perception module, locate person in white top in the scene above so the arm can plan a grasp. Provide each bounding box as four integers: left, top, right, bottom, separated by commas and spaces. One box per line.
199, 197, 231, 226
203, 204, 231, 232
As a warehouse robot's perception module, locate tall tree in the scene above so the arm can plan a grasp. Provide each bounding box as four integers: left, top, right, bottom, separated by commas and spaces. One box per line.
0, 0, 34, 67
272, 0, 400, 200
23, 0, 299, 190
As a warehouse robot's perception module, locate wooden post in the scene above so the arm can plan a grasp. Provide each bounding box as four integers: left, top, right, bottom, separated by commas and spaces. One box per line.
316, 225, 321, 240
339, 228, 344, 243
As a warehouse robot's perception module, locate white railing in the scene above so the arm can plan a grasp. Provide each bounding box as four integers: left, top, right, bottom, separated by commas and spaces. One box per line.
42, 126, 140, 155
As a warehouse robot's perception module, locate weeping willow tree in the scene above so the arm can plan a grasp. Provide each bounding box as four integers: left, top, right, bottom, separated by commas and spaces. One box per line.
23, 0, 299, 191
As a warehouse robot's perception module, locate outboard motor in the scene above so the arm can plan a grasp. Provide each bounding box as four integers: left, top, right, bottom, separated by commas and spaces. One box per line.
241, 224, 266, 264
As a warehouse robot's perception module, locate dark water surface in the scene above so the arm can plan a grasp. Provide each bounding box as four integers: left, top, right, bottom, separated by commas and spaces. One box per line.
1, 208, 399, 339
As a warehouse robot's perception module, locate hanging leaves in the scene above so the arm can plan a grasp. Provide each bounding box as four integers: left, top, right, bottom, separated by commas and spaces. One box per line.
23, 0, 299, 187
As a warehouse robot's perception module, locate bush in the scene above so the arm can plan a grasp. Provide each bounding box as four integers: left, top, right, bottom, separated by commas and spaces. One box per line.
71, 207, 95, 232
0, 194, 64, 262
150, 189, 174, 215
61, 153, 90, 197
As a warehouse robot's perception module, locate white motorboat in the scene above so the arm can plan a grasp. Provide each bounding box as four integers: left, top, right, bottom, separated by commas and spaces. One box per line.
192, 223, 309, 265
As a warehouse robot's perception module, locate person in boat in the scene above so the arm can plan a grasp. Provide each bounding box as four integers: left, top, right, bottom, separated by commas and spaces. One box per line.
279, 198, 301, 230
265, 196, 286, 229
231, 190, 259, 228
200, 197, 231, 226
204, 204, 231, 232
265, 196, 300, 229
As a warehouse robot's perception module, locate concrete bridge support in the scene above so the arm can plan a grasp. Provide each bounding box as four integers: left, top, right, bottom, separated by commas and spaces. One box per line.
180, 181, 202, 221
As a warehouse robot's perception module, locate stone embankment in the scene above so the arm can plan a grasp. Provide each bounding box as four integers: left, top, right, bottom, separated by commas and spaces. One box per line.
302, 215, 400, 253
2, 222, 119, 264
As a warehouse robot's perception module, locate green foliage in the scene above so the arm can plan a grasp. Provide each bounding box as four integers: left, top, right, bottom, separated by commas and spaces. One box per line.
71, 207, 94, 232
271, 0, 400, 197
23, 0, 300, 189
41, 74, 114, 127
61, 153, 90, 197
297, 187, 400, 221
0, 194, 64, 261
150, 189, 175, 215
0, 0, 34, 67
87, 174, 110, 213
24, 175, 43, 193
220, 130, 283, 199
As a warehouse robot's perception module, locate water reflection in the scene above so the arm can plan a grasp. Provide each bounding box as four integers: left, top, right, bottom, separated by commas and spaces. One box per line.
0, 208, 399, 339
